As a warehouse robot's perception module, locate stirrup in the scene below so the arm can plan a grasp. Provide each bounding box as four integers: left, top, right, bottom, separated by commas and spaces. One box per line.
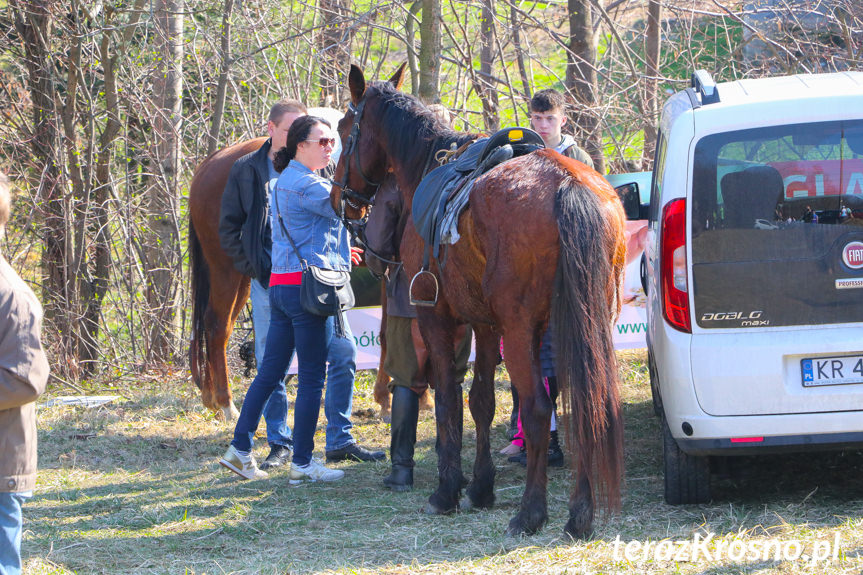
409, 270, 438, 307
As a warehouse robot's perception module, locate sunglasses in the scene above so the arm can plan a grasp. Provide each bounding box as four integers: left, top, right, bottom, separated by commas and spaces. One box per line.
304, 137, 337, 148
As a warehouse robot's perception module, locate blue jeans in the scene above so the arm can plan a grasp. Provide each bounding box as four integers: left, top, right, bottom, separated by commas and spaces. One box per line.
0, 492, 29, 575
233, 285, 330, 466
325, 325, 356, 452
250, 279, 357, 451
250, 279, 292, 447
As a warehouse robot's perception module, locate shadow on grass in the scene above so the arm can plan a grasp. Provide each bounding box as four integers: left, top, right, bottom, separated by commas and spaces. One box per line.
26, 383, 863, 574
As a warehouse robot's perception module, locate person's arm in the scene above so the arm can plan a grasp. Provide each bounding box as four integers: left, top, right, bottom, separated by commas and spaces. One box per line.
218, 162, 255, 277
295, 175, 339, 219
0, 293, 48, 411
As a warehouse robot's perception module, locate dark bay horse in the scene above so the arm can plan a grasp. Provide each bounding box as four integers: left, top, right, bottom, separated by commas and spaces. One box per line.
332, 64, 627, 538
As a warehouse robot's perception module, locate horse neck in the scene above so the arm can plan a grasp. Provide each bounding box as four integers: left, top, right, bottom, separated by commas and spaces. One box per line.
386, 129, 473, 201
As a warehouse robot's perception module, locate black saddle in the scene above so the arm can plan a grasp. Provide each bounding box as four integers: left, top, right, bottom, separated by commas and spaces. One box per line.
412, 127, 544, 259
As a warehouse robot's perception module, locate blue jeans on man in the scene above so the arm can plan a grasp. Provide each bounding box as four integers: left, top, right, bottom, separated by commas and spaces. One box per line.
0, 491, 29, 575
249, 280, 356, 453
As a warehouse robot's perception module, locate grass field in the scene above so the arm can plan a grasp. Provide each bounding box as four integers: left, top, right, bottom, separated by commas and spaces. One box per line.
24, 350, 863, 574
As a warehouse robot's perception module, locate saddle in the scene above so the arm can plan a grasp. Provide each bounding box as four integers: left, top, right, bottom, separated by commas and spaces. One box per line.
412, 127, 545, 263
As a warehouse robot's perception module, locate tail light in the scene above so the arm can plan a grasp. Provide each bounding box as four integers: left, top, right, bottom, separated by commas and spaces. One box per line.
661, 198, 691, 332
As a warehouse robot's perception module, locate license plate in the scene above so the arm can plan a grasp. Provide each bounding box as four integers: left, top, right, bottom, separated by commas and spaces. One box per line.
801, 354, 863, 387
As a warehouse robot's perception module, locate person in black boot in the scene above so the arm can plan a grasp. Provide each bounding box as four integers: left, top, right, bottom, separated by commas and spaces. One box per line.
383, 375, 420, 490
509, 373, 564, 468
365, 176, 471, 492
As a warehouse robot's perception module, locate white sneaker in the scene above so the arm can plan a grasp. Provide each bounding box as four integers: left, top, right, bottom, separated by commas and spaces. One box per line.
289, 458, 345, 484
220, 445, 268, 480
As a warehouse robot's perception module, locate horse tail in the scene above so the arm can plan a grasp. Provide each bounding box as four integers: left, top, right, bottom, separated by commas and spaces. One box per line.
553, 175, 624, 513
188, 218, 209, 391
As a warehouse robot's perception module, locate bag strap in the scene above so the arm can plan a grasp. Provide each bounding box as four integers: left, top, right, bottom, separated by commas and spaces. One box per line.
272, 183, 309, 271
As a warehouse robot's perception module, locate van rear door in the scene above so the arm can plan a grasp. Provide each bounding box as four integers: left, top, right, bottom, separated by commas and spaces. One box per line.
688, 120, 863, 415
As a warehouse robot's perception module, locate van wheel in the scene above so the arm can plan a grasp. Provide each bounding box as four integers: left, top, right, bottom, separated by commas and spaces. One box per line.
662, 416, 711, 505
647, 349, 663, 418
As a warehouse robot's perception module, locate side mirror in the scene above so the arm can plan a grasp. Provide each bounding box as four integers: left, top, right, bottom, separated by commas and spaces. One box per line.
615, 182, 643, 220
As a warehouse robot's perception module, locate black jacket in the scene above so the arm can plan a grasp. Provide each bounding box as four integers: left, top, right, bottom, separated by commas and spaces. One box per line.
219, 139, 273, 285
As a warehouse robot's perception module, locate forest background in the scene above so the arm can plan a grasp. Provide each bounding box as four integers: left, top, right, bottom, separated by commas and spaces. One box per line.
0, 0, 860, 386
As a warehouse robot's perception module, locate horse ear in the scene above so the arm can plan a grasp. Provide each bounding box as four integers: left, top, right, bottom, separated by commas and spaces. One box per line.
387, 62, 408, 91
349, 64, 366, 104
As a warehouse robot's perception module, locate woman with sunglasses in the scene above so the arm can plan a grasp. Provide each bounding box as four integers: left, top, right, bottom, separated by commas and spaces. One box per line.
221, 115, 364, 482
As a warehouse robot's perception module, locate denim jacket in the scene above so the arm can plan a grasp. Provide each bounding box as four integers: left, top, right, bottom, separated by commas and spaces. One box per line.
270, 160, 350, 273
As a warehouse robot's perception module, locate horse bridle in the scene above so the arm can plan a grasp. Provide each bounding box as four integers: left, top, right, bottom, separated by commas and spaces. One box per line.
335, 98, 384, 219
334, 95, 442, 274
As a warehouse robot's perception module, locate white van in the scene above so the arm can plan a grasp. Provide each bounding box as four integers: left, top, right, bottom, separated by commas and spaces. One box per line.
643, 70, 863, 504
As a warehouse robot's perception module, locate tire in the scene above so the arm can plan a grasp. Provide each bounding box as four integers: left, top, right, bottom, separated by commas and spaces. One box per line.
662, 415, 711, 505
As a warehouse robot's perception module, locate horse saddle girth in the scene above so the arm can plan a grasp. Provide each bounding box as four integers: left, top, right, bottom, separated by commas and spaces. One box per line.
411, 127, 545, 262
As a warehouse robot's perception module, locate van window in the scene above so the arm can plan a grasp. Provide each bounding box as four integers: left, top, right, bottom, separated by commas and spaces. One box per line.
690, 120, 863, 329
648, 131, 668, 227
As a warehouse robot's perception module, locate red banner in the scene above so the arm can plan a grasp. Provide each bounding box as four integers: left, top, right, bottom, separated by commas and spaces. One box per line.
769, 159, 863, 199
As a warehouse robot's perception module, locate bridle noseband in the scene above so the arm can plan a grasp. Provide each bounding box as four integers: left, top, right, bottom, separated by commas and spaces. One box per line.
336, 98, 384, 219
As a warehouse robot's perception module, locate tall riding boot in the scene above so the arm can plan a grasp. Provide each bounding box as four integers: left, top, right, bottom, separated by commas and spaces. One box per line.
548, 428, 565, 468
383, 386, 419, 491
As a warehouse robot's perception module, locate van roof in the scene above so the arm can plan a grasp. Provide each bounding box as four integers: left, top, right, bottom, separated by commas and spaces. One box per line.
709, 72, 863, 107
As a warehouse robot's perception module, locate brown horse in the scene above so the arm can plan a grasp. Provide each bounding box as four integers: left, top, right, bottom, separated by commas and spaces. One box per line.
188, 138, 268, 420
332, 64, 627, 538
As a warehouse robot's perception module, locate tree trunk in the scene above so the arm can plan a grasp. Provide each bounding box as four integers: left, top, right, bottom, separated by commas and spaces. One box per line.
510, 2, 531, 100
11, 0, 75, 367
319, 0, 353, 107
145, 0, 184, 365
405, 1, 423, 97
643, 0, 661, 168
418, 0, 441, 103
478, 0, 499, 132
207, 0, 234, 156
566, 0, 604, 174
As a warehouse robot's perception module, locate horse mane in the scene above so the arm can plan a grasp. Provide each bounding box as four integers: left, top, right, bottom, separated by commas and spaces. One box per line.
369, 81, 477, 190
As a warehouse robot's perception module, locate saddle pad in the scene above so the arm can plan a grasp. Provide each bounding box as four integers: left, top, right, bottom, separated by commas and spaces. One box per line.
413, 162, 459, 245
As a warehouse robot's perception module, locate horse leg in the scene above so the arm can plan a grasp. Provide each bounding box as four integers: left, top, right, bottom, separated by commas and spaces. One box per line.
373, 284, 392, 422
420, 312, 463, 515
566, 460, 595, 539
206, 273, 247, 422
461, 324, 497, 511
417, 387, 435, 411
502, 327, 551, 536
411, 318, 435, 412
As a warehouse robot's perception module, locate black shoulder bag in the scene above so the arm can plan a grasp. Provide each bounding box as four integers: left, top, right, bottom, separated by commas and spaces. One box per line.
272, 187, 355, 325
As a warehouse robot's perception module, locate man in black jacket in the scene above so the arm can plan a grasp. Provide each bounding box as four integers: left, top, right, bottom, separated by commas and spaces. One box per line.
219, 100, 383, 469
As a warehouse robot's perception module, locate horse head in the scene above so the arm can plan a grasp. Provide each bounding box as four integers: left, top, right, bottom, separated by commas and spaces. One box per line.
331, 63, 407, 221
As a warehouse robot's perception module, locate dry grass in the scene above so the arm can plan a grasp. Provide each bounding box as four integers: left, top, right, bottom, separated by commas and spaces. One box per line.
24, 350, 863, 574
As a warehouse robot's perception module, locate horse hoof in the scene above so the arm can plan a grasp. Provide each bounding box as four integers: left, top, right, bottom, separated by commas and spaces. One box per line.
505, 520, 527, 538
459, 495, 474, 512
564, 518, 594, 540
505, 511, 545, 537
380, 411, 392, 424
423, 501, 448, 515
222, 404, 240, 422
463, 483, 495, 510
